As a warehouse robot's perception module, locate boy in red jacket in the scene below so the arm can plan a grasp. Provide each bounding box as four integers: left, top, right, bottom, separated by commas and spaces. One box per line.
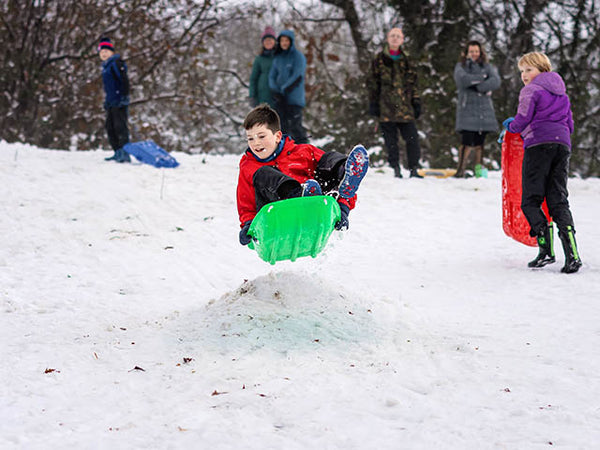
237, 105, 368, 245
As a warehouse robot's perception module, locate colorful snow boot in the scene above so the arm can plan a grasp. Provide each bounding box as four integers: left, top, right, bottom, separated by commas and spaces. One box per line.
338, 145, 369, 199
302, 179, 323, 196
559, 225, 582, 273
528, 222, 555, 268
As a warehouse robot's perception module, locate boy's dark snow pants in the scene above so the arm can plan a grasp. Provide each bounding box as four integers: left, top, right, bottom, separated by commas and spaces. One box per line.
252, 151, 348, 212
253, 166, 302, 212
105, 106, 130, 151
521, 143, 575, 236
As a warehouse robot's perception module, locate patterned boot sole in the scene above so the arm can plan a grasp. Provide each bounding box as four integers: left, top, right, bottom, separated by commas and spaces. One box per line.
338, 145, 369, 199
302, 179, 323, 196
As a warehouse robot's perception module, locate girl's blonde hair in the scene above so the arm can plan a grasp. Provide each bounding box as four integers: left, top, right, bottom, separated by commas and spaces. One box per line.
518, 52, 552, 72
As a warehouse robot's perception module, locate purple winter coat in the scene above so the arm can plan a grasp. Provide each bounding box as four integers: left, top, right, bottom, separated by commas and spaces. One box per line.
509, 71, 573, 149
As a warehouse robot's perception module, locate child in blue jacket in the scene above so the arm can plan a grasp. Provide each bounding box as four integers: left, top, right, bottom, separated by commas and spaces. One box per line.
99, 37, 130, 163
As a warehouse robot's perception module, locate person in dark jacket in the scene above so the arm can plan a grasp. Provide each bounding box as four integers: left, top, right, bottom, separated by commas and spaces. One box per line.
249, 26, 276, 108
367, 27, 422, 178
503, 52, 582, 273
453, 41, 501, 177
268, 29, 308, 144
99, 37, 130, 163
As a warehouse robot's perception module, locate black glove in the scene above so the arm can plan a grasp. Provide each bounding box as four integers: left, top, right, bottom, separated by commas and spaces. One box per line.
284, 77, 302, 95
249, 97, 258, 108
239, 221, 252, 245
335, 203, 350, 231
412, 98, 421, 120
368, 102, 380, 117
272, 92, 284, 106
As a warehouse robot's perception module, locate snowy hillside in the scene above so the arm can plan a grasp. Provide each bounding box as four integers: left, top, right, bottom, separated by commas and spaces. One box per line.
1, 142, 599, 449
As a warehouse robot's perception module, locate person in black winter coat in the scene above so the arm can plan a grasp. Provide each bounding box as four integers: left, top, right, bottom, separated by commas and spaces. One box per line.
99, 37, 130, 163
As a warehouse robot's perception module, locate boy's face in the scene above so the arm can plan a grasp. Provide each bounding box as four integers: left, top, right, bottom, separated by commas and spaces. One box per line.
519, 63, 541, 86
279, 36, 291, 50
246, 123, 282, 159
99, 49, 114, 61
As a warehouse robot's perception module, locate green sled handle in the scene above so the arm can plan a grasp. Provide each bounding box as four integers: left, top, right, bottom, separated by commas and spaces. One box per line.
247, 195, 341, 265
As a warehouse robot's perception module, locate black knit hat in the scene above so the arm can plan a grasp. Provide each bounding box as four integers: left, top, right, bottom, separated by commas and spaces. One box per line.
98, 37, 114, 52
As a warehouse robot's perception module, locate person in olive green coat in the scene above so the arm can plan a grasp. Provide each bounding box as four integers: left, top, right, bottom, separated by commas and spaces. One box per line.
249, 26, 277, 108
367, 27, 422, 178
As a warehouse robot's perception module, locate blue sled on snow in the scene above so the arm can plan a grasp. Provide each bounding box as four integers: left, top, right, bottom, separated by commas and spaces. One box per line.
123, 140, 179, 168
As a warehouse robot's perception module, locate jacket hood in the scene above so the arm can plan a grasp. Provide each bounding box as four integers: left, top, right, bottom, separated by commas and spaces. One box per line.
277, 29, 296, 50
532, 71, 566, 96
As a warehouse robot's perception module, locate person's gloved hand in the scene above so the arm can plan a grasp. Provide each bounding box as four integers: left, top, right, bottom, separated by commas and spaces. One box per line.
368, 102, 380, 117
335, 203, 350, 231
239, 221, 252, 245
497, 129, 506, 144
502, 117, 515, 132
271, 92, 284, 106
411, 98, 421, 119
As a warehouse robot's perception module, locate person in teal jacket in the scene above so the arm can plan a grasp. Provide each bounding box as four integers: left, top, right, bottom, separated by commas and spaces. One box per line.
268, 29, 308, 144
249, 26, 276, 108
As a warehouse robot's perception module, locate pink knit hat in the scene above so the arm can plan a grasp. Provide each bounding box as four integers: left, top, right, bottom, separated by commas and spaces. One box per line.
261, 26, 276, 41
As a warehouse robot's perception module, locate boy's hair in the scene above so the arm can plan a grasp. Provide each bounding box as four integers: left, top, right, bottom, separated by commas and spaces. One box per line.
518, 52, 552, 72
243, 104, 281, 132
460, 40, 488, 64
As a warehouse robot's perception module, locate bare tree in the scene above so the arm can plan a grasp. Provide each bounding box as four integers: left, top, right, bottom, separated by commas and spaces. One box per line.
0, 0, 243, 151
315, 0, 599, 175
1, 0, 597, 175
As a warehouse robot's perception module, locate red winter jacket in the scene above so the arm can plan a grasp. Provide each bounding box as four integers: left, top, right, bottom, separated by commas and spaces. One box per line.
236, 137, 356, 226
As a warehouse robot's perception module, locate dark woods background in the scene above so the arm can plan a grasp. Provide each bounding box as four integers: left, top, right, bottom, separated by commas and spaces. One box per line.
1, 0, 598, 176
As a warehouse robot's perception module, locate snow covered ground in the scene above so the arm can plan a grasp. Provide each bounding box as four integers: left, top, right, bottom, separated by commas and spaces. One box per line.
1, 141, 599, 449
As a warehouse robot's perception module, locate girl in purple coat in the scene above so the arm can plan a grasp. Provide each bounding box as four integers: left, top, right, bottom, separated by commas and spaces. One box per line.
503, 52, 582, 273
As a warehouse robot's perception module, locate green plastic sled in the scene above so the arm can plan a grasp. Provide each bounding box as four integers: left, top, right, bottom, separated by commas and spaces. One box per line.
247, 196, 341, 265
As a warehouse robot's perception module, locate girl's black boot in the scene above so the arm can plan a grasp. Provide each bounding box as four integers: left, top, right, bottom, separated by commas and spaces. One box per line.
528, 222, 556, 268
559, 225, 582, 273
